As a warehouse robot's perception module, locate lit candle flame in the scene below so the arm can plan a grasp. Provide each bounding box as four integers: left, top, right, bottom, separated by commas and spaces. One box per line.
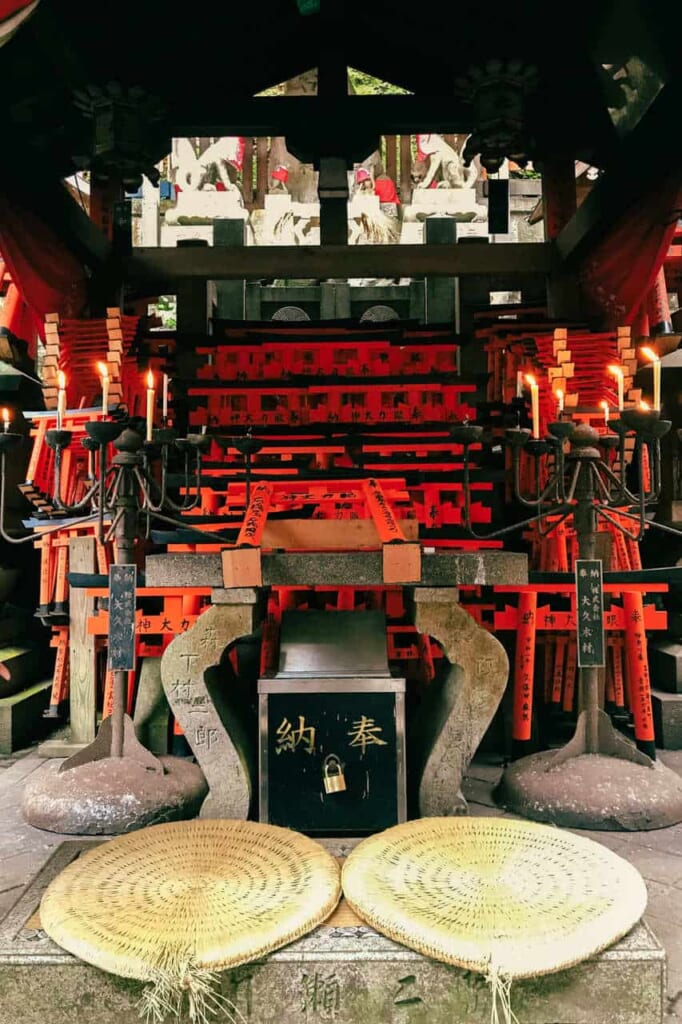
2, 409, 9, 432
640, 400, 650, 411
608, 364, 623, 378
524, 374, 536, 386
146, 369, 154, 390
640, 346, 659, 364
97, 361, 109, 380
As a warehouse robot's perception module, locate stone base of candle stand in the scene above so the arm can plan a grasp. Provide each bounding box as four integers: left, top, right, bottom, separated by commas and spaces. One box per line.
21, 714, 208, 835
496, 748, 682, 830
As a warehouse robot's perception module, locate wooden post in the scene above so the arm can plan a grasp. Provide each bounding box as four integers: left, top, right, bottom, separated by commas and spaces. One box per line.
385, 135, 397, 183
256, 137, 269, 209
242, 137, 254, 206
68, 536, 97, 744
622, 590, 656, 758
362, 478, 421, 583
512, 591, 537, 744
222, 481, 272, 587
399, 135, 412, 205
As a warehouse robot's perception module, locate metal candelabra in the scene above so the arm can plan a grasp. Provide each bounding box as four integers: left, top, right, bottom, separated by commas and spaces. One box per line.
452, 408, 682, 829
11, 418, 219, 834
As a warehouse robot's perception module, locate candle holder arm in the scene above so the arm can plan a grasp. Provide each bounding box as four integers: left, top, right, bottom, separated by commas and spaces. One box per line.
145, 507, 237, 545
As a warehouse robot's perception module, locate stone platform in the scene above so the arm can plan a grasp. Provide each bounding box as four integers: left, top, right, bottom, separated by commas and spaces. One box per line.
0, 839, 665, 1024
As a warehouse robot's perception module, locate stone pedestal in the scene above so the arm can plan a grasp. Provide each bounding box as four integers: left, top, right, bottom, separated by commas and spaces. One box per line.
260, 195, 320, 245
410, 588, 509, 816
407, 186, 485, 221
164, 188, 249, 226
0, 839, 666, 1024
148, 552, 527, 824
160, 588, 261, 820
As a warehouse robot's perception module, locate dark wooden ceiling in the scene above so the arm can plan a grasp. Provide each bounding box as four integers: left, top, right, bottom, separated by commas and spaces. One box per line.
2, 0, 679, 175
1, 0, 681, 278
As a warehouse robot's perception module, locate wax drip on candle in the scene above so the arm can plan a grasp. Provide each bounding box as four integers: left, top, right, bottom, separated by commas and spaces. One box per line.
607, 365, 624, 411
640, 346, 661, 411
97, 362, 109, 416
146, 369, 155, 443
525, 374, 540, 438
57, 371, 66, 430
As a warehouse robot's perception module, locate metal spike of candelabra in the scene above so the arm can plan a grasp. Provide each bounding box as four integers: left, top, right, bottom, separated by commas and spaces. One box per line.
451, 407, 682, 829
9, 417, 231, 834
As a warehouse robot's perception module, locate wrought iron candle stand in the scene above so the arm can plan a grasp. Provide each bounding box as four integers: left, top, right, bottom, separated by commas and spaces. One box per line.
17, 419, 217, 834
451, 410, 682, 829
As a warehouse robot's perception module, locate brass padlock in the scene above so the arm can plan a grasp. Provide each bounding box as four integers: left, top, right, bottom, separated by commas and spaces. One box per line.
322, 754, 347, 794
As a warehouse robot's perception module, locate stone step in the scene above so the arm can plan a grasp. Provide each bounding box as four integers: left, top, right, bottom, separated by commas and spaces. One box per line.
652, 688, 682, 749
0, 678, 56, 755
0, 839, 665, 1024
0, 646, 52, 700
648, 639, 682, 694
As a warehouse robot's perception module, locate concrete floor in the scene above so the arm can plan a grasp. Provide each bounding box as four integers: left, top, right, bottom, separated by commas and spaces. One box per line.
1, 743, 682, 1020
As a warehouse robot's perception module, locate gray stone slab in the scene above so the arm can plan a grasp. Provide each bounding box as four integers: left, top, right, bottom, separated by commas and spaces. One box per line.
211, 587, 259, 604
146, 551, 528, 589
653, 689, 682, 749
649, 641, 682, 694
35, 740, 89, 759
0, 681, 54, 755
0, 840, 666, 1024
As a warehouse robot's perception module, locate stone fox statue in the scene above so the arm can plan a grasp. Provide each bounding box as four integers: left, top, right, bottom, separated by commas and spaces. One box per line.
415, 134, 478, 189
174, 137, 242, 191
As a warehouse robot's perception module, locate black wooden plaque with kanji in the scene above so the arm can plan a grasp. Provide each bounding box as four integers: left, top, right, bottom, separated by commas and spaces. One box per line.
575, 558, 605, 668
108, 564, 137, 671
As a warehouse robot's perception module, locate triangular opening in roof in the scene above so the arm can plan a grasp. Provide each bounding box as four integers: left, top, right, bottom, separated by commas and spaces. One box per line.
347, 68, 412, 95
255, 68, 412, 97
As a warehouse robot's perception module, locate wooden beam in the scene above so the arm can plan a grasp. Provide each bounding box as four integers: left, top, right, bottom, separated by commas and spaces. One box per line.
172, 95, 475, 138
0, 165, 111, 271
555, 80, 682, 267
129, 242, 553, 286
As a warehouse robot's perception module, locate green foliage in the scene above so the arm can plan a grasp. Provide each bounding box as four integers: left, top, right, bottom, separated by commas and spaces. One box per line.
256, 70, 410, 98
149, 295, 177, 330
348, 69, 411, 95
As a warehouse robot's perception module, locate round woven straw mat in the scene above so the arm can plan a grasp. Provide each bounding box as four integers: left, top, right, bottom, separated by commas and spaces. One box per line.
40, 819, 341, 981
341, 817, 647, 979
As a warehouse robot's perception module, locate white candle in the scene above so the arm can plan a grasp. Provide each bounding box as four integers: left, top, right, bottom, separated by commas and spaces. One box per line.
640, 346, 661, 411
97, 362, 109, 416
600, 399, 609, 425
162, 374, 169, 421
608, 365, 624, 411
57, 371, 66, 430
525, 374, 540, 438
516, 371, 524, 399
555, 388, 564, 418
146, 369, 155, 442
2, 409, 9, 433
